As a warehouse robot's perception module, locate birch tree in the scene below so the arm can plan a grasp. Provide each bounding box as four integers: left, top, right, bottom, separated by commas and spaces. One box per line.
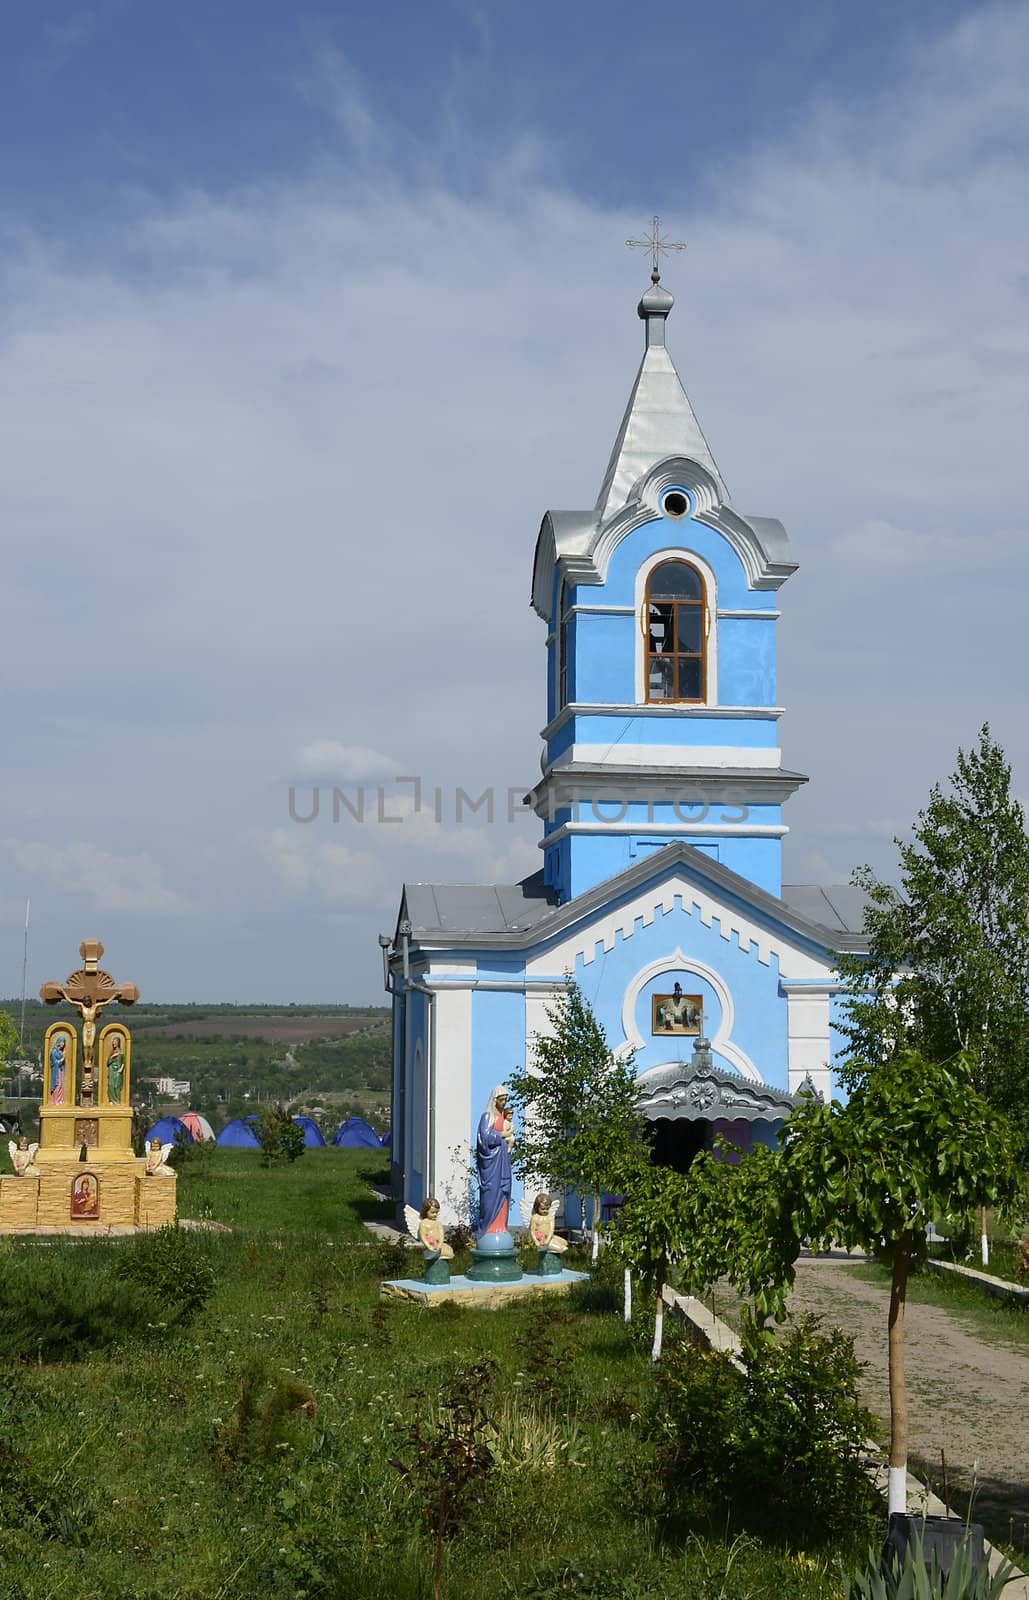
507, 979, 642, 1259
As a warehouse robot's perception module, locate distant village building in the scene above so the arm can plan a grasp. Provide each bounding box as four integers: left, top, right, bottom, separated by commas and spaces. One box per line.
386, 266, 869, 1222
154, 1076, 191, 1098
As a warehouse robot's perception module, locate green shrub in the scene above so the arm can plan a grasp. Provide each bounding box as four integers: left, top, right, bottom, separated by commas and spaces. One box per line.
255, 1105, 306, 1166
0, 1254, 152, 1361
111, 1224, 216, 1321
653, 1314, 877, 1540
737, 1315, 878, 1534
844, 1529, 1017, 1598
215, 1358, 316, 1468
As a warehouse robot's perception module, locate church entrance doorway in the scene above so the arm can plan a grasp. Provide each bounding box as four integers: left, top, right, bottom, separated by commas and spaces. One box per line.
648, 1116, 709, 1174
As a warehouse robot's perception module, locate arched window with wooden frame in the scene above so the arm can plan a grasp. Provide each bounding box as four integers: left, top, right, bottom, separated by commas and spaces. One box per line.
643, 559, 708, 703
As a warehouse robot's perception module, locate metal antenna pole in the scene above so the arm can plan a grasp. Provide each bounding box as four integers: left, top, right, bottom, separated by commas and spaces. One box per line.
19, 899, 29, 1050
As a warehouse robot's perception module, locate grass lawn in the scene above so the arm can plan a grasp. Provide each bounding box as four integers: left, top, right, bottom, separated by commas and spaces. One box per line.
176, 1145, 392, 1236
0, 1151, 871, 1600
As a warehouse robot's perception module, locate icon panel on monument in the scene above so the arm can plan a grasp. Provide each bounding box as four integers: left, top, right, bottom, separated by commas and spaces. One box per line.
71, 1173, 100, 1220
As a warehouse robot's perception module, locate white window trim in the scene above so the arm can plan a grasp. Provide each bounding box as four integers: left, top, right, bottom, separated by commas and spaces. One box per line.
634, 547, 719, 707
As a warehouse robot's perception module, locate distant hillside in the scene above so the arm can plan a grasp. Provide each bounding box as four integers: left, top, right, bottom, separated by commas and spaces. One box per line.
0, 1001, 393, 1132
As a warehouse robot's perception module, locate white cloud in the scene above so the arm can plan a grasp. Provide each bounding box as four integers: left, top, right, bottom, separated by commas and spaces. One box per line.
293, 740, 397, 782
251, 829, 383, 907
6, 841, 188, 915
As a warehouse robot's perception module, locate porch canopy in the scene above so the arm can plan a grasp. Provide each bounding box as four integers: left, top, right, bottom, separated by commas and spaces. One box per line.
635, 1037, 811, 1124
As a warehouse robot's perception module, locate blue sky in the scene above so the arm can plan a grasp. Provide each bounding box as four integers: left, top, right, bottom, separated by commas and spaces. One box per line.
3, 1, 1029, 1001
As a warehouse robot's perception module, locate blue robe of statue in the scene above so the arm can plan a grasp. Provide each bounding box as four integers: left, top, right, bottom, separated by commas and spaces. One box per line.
49, 1041, 65, 1100
476, 1111, 511, 1235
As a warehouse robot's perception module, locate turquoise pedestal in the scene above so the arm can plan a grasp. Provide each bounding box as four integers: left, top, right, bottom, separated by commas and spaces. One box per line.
424, 1256, 450, 1285
467, 1228, 522, 1283
537, 1248, 564, 1277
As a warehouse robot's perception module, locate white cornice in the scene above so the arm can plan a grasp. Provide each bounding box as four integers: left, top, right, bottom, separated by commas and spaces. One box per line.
542, 702, 785, 740
538, 820, 789, 846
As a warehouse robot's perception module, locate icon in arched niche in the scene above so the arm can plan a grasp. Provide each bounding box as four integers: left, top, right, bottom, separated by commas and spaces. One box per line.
651, 982, 703, 1036
43, 1023, 76, 1106
71, 1172, 100, 1221
100, 1025, 131, 1106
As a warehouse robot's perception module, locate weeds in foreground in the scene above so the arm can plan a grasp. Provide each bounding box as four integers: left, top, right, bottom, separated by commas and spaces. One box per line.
389, 1359, 498, 1600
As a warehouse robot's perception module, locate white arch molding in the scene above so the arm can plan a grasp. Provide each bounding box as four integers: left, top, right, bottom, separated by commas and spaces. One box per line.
618, 948, 760, 1082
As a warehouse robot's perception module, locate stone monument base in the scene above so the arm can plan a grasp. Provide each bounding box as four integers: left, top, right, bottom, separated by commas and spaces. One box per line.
380, 1268, 588, 1310
0, 1164, 176, 1233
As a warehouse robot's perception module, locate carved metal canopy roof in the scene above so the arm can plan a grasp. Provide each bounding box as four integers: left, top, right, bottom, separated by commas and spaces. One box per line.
636, 1039, 804, 1124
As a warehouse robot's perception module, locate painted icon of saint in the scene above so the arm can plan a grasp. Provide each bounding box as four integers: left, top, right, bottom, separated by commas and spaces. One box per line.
71, 1173, 99, 1220
49, 1033, 69, 1104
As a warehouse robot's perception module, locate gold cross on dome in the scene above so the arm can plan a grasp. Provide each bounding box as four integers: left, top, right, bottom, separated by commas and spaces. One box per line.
626, 215, 686, 284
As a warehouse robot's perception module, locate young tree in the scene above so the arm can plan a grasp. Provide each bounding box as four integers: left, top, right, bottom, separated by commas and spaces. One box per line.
507, 979, 643, 1261
840, 725, 1029, 1263
840, 726, 1029, 1133
780, 1049, 1023, 1518
610, 1157, 695, 1360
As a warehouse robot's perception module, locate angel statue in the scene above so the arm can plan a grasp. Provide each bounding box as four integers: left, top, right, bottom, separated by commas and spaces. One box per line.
9, 1136, 40, 1177
520, 1192, 568, 1275
403, 1197, 454, 1284
144, 1137, 174, 1177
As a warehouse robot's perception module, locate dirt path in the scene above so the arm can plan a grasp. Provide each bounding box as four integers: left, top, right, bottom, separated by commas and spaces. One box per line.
787, 1257, 1029, 1543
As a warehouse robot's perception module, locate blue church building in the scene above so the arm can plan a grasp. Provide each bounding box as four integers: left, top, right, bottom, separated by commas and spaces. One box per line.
386, 266, 868, 1223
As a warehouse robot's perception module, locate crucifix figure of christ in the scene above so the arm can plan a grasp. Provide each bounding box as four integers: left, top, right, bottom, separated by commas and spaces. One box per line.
625, 214, 687, 285
40, 939, 139, 1108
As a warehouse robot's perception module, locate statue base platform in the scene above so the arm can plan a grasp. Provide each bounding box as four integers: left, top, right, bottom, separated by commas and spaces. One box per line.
37, 1103, 137, 1164
0, 1163, 176, 1233
423, 1257, 451, 1285
467, 1245, 522, 1283
537, 1248, 565, 1276
380, 1268, 588, 1311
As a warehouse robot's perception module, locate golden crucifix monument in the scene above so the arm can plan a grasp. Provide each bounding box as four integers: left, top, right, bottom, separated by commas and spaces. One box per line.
0, 938, 176, 1233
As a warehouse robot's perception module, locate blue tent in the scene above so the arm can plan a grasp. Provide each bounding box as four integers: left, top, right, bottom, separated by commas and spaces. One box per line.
380, 1127, 391, 1147
332, 1116, 382, 1149
145, 1116, 193, 1146
216, 1117, 261, 1149
293, 1115, 326, 1148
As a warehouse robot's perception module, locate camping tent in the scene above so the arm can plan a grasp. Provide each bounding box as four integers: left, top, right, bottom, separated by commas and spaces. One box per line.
292, 1115, 326, 1148
332, 1116, 382, 1149
215, 1117, 261, 1149
179, 1111, 215, 1143
380, 1128, 391, 1148
144, 1116, 193, 1146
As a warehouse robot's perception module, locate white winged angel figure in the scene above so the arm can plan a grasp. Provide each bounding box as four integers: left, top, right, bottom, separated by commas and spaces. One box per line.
9, 1136, 40, 1177
403, 1197, 455, 1268
144, 1138, 175, 1176
520, 1191, 568, 1255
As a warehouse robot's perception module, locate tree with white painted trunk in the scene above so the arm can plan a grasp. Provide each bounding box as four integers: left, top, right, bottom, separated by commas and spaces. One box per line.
780, 1049, 1022, 1519
507, 978, 642, 1262
608, 1158, 695, 1360
839, 724, 1029, 1265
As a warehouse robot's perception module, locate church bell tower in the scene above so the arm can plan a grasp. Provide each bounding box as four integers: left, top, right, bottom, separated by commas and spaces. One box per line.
529, 243, 807, 905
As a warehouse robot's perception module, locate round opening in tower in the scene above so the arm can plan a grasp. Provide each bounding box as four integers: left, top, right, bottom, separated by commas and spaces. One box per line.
661, 490, 689, 518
